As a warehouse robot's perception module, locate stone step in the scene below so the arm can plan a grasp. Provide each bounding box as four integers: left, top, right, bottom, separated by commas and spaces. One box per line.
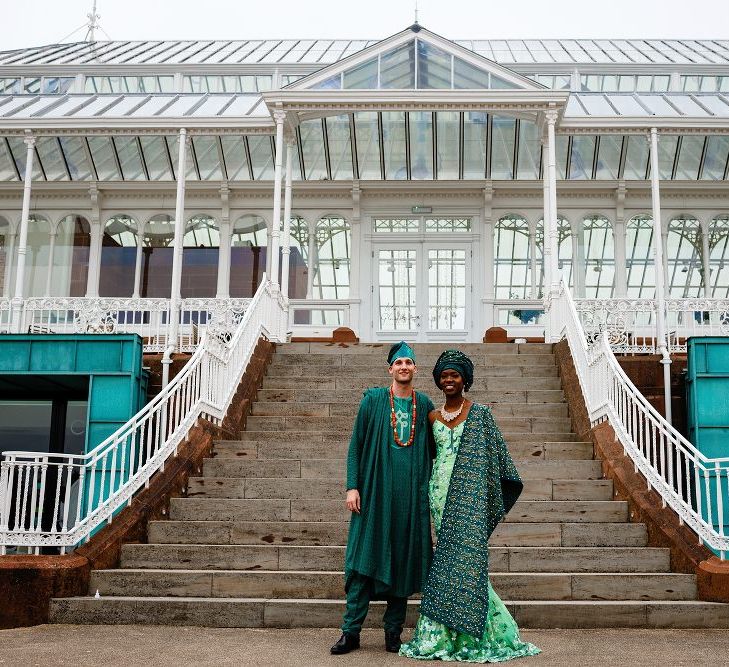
50, 597, 729, 629
261, 377, 564, 391
235, 430, 578, 443
249, 401, 569, 418
269, 354, 557, 367
89, 570, 696, 601
200, 458, 601, 481
150, 503, 629, 545
186, 478, 612, 503
212, 440, 594, 461
120, 544, 668, 573
256, 388, 566, 405
244, 415, 573, 433
266, 365, 559, 378
275, 343, 554, 356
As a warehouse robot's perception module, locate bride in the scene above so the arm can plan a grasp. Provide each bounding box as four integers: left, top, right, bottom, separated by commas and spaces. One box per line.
400, 349, 540, 663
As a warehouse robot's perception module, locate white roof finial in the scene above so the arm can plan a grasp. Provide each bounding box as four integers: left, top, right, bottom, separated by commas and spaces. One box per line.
414, 0, 419, 24
85, 0, 101, 42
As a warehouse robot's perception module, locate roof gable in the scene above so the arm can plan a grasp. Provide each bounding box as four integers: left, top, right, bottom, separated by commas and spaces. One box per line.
285, 25, 545, 92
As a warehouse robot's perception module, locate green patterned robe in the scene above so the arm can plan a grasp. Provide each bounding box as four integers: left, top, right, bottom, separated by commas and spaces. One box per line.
400, 404, 540, 662
344, 387, 435, 598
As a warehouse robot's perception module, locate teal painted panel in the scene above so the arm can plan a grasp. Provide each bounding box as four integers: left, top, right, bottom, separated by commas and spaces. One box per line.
29, 341, 76, 372
706, 344, 729, 375
0, 342, 31, 371
89, 376, 133, 422
694, 430, 729, 459
76, 341, 123, 373
694, 378, 729, 426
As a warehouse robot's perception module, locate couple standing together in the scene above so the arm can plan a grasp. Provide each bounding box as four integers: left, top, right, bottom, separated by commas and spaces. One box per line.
330, 342, 540, 662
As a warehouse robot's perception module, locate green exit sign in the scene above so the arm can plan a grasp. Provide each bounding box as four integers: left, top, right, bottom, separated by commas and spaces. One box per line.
411, 206, 432, 214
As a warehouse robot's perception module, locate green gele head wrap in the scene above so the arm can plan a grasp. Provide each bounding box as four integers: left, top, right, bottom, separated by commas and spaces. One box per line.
432, 349, 474, 392
387, 340, 416, 365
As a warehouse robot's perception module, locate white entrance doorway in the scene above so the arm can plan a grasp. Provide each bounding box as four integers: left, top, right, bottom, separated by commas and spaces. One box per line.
373, 242, 472, 342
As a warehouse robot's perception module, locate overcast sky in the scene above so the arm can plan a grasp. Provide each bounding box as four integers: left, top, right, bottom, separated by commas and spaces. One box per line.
3, 0, 729, 50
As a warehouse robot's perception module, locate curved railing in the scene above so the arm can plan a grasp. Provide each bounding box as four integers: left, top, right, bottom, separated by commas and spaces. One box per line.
0, 279, 286, 554
551, 281, 729, 559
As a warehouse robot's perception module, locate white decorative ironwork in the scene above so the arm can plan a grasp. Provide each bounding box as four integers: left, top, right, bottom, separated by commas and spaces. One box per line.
0, 279, 287, 554
552, 281, 729, 559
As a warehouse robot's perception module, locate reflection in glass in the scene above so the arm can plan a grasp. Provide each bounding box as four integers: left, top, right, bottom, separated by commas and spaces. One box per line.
382, 112, 407, 179
141, 215, 176, 298
52, 215, 90, 297
36, 137, 69, 181
379, 249, 417, 330
300, 120, 327, 180
380, 41, 415, 89
0, 216, 11, 296
284, 216, 309, 300
595, 135, 622, 180
626, 215, 655, 298
230, 215, 267, 298
7, 137, 44, 181
623, 135, 649, 180
655, 134, 679, 180
182, 215, 219, 297
409, 112, 434, 179
100, 215, 139, 297
192, 136, 223, 180
495, 215, 530, 298
326, 115, 354, 180
491, 117, 516, 179
674, 136, 704, 180
221, 136, 251, 180
354, 112, 381, 179
315, 216, 350, 301
114, 137, 146, 180
248, 136, 275, 180
569, 136, 595, 179
0, 139, 17, 181
463, 112, 487, 179
436, 112, 460, 179
417, 41, 452, 89
59, 137, 93, 181
583, 216, 615, 297
25, 215, 51, 297
88, 136, 122, 180
429, 249, 466, 329
667, 215, 703, 297
343, 59, 378, 89
702, 136, 729, 181
516, 121, 540, 179
454, 57, 490, 89
140, 136, 173, 180
710, 215, 729, 297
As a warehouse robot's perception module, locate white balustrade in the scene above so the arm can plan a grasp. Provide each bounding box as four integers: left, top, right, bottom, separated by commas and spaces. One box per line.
551, 281, 729, 558
289, 298, 353, 339
0, 279, 287, 554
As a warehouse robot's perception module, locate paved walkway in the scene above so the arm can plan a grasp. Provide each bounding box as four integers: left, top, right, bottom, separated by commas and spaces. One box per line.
0, 626, 726, 666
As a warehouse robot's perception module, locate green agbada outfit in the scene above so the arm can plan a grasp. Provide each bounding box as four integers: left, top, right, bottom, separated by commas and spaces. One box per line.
342, 386, 435, 634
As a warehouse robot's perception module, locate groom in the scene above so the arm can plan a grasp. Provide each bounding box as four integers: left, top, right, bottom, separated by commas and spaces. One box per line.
331, 341, 435, 655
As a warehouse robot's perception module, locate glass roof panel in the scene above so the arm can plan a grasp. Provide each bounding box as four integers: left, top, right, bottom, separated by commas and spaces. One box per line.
462, 111, 487, 179
35, 136, 68, 181
595, 134, 622, 179
409, 111, 433, 179
325, 115, 353, 180
156, 96, 200, 117
224, 96, 266, 117
640, 95, 681, 116
436, 112, 460, 179
669, 94, 709, 116
382, 111, 407, 179
73, 96, 125, 117
555, 134, 569, 179
380, 41, 415, 89
300, 119, 327, 180
655, 134, 679, 179
516, 120, 540, 179
578, 94, 617, 116
343, 58, 378, 89
7, 137, 44, 180
353, 111, 381, 179
190, 95, 232, 117
248, 135, 274, 179
192, 136, 223, 180
87, 136, 121, 180
312, 74, 342, 90
606, 94, 647, 116
490, 117, 516, 179
166, 134, 199, 180
106, 95, 148, 116
220, 135, 250, 180
417, 40, 452, 90
125, 95, 177, 117
697, 95, 729, 117
674, 135, 704, 179
139, 136, 172, 180
702, 135, 729, 180
0, 139, 18, 181
490, 73, 519, 90
114, 136, 146, 180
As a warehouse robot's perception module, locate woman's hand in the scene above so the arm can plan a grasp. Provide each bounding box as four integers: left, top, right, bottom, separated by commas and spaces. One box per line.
346, 489, 361, 514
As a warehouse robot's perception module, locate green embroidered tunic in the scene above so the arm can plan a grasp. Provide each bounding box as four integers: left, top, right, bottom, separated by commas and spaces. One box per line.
345, 387, 435, 598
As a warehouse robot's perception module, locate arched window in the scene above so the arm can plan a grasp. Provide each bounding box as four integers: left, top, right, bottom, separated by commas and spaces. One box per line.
495, 215, 531, 299
667, 215, 703, 297
626, 215, 655, 298
25, 214, 52, 297
52, 215, 90, 296
141, 214, 175, 298
230, 214, 267, 298
709, 215, 729, 297
281, 215, 309, 299
314, 215, 350, 299
182, 215, 219, 298
100, 215, 139, 297
0, 216, 11, 296
535, 216, 572, 297
582, 215, 615, 298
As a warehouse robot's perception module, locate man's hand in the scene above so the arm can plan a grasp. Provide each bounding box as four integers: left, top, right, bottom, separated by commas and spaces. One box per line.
346, 489, 361, 514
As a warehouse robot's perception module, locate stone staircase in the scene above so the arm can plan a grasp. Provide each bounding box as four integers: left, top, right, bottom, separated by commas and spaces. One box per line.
50, 343, 729, 628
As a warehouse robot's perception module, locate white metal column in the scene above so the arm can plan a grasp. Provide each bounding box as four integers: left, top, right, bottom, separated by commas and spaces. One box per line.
168, 127, 188, 352
86, 222, 102, 297
270, 111, 285, 290
12, 132, 36, 332
216, 183, 231, 299
648, 127, 673, 424
280, 140, 294, 299
701, 221, 711, 298
546, 111, 559, 293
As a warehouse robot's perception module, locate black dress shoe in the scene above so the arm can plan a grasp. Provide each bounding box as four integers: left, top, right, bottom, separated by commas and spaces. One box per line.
330, 632, 360, 655
384, 630, 402, 653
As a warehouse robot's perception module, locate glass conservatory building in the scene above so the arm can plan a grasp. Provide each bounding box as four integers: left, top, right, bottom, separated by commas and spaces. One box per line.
0, 25, 728, 343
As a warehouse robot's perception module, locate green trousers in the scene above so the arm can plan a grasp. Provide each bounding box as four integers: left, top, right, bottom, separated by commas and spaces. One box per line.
341, 572, 408, 635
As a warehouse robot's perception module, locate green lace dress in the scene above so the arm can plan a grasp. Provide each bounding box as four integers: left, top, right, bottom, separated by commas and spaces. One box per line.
400, 419, 540, 663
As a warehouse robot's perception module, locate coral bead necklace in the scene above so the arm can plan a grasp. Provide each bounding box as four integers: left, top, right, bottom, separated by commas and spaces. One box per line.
389, 386, 417, 447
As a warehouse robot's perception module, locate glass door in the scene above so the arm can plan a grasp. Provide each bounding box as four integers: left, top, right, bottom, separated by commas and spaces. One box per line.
424, 245, 469, 340
375, 247, 422, 340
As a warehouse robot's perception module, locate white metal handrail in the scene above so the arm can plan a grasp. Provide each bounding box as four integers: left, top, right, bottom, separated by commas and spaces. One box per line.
551, 281, 729, 558
0, 279, 286, 554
